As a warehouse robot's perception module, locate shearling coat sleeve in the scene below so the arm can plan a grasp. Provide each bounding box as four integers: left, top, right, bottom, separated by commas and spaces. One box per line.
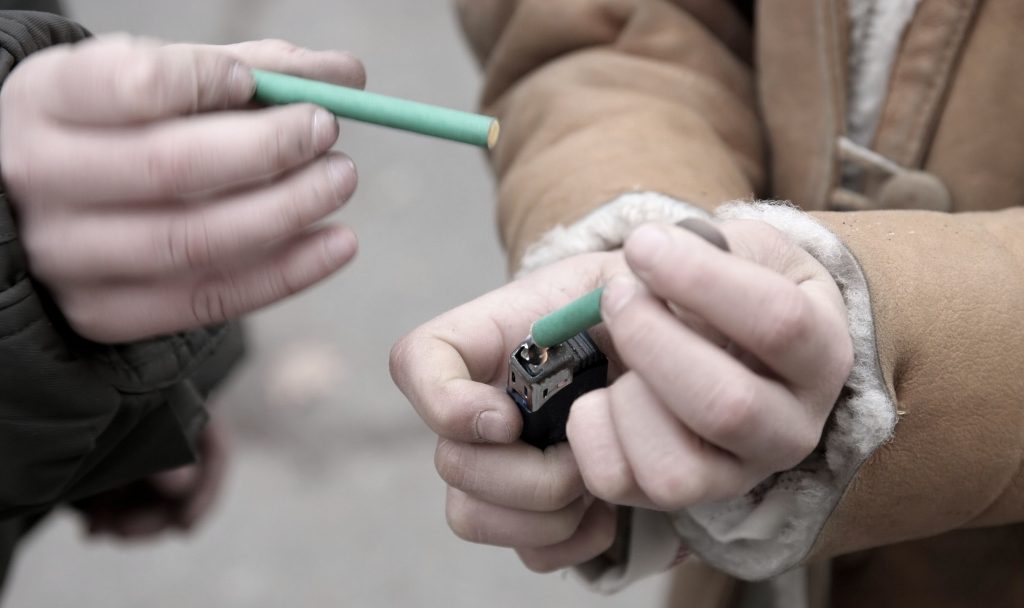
458, 0, 1024, 592
806, 208, 1024, 557
655, 202, 1024, 584
457, 0, 764, 271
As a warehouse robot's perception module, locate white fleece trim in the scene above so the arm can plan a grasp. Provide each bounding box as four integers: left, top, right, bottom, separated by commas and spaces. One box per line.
669, 201, 896, 580
575, 508, 685, 595
522, 196, 894, 589
845, 0, 919, 147
515, 191, 710, 276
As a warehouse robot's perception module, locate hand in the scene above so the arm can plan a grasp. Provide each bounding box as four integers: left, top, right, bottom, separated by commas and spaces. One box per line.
74, 422, 229, 539
0, 36, 366, 343
568, 221, 853, 513
392, 218, 853, 574
390, 252, 629, 572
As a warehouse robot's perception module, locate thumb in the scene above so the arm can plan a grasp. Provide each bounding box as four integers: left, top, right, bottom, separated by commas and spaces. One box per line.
151, 464, 201, 498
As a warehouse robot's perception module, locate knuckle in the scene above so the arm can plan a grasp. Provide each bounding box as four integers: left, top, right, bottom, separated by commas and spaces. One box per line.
190, 280, 231, 326
165, 215, 213, 270
643, 464, 706, 510
263, 38, 303, 54
549, 502, 586, 544
535, 464, 582, 511
387, 334, 415, 383
261, 107, 317, 170
145, 137, 203, 198
780, 424, 822, 469
185, 217, 215, 269
276, 181, 310, 232
115, 53, 163, 115
585, 459, 634, 505
61, 293, 108, 341
755, 290, 811, 355
517, 549, 561, 574
194, 51, 236, 109
445, 495, 484, 544
259, 122, 291, 171
705, 380, 759, 443
268, 262, 302, 301
434, 440, 471, 490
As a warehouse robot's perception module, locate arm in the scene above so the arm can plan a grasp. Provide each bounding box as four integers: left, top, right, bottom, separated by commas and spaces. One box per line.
456, 0, 763, 270
638, 205, 1024, 578
455, 0, 1024, 586
0, 19, 363, 519
806, 208, 1024, 555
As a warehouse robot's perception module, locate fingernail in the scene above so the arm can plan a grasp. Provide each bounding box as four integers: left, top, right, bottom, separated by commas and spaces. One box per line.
228, 63, 256, 102
327, 156, 356, 206
625, 224, 670, 272
323, 229, 356, 264
602, 274, 638, 319
676, 218, 730, 252
312, 108, 340, 151
475, 410, 511, 443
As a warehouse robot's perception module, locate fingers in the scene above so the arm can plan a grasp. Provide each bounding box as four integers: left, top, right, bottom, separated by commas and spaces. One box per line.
99, 510, 177, 540
623, 223, 851, 391
39, 103, 340, 204
176, 423, 229, 529
62, 225, 357, 342
516, 501, 618, 573
160, 152, 355, 272
445, 487, 589, 548
608, 373, 751, 508
84, 424, 228, 540
435, 440, 583, 511
39, 36, 256, 124
390, 309, 524, 444
150, 465, 201, 499
33, 153, 356, 281
390, 252, 631, 445
566, 389, 654, 509
600, 275, 818, 467
220, 39, 366, 89
571, 372, 766, 510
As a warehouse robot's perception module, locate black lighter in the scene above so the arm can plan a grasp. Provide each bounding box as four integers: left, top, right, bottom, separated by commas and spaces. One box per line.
506, 331, 608, 449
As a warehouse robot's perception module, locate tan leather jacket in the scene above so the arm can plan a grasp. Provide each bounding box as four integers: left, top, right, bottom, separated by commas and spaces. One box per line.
457, 1, 1024, 606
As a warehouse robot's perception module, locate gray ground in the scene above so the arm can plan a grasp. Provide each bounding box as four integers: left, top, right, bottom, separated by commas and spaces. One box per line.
5, 1, 668, 606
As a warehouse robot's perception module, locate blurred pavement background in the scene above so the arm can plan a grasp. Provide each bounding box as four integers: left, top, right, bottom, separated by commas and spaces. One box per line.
5, 1, 668, 607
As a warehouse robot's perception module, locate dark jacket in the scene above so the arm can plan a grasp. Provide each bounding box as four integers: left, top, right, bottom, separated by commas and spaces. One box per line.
0, 5, 243, 589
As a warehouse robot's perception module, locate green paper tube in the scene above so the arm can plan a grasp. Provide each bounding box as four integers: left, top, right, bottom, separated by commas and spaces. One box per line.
531, 287, 605, 348
251, 69, 500, 149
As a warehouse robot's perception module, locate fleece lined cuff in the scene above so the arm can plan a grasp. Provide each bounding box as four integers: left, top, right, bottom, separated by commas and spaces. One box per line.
671, 202, 895, 580
515, 191, 710, 276
519, 195, 896, 588
575, 508, 686, 594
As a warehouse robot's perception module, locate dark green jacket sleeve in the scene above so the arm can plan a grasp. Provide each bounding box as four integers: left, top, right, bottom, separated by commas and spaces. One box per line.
0, 10, 245, 521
